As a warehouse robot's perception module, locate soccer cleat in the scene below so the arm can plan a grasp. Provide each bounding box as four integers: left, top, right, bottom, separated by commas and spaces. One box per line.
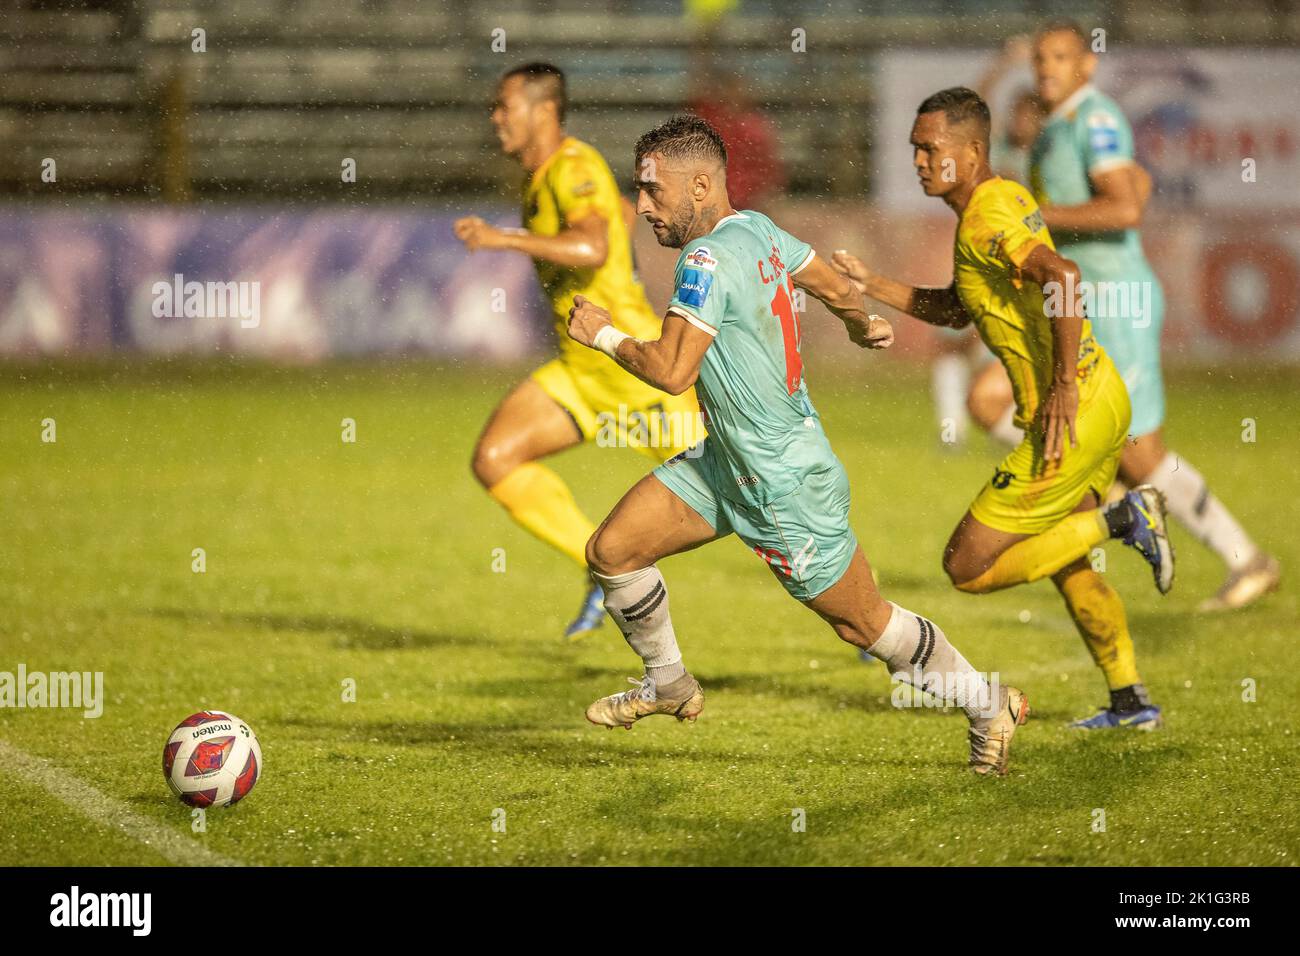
564, 581, 606, 641
968, 685, 1028, 777
1068, 704, 1163, 731
1197, 552, 1280, 613
584, 675, 704, 729
1118, 485, 1175, 594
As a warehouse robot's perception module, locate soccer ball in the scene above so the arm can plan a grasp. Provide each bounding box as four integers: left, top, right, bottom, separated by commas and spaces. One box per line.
162, 711, 262, 808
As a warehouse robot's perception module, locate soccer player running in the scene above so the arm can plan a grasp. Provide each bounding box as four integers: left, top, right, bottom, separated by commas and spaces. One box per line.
455, 63, 704, 639
566, 115, 1028, 775
833, 88, 1172, 731
1028, 21, 1277, 612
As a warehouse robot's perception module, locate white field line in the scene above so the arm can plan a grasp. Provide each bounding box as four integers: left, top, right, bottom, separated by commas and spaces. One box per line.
0, 738, 242, 867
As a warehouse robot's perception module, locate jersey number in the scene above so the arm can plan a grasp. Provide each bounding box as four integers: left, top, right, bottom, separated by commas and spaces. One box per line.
770, 278, 802, 394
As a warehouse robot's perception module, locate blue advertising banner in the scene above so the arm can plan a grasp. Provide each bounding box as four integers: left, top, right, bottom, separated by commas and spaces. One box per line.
0, 209, 545, 360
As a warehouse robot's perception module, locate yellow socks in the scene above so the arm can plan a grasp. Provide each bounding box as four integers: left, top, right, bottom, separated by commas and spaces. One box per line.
488, 463, 596, 568
956, 510, 1108, 593
1056, 564, 1142, 690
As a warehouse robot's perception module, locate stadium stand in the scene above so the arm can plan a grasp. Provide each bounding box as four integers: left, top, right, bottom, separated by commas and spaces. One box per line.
1, 0, 1297, 200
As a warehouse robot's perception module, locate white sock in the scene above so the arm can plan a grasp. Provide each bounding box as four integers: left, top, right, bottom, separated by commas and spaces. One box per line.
1147, 452, 1258, 571
867, 603, 995, 722
989, 402, 1023, 446
594, 566, 687, 685
931, 354, 970, 444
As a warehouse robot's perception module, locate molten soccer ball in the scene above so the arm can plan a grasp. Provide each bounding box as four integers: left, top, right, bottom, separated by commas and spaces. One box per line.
162, 711, 262, 808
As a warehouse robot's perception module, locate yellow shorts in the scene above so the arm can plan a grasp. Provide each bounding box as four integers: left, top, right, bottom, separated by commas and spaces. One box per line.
970, 361, 1131, 535
531, 358, 705, 464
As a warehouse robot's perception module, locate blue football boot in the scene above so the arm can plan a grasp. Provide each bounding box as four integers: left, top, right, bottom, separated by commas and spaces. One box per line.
1069, 704, 1164, 731
565, 580, 606, 641
1115, 484, 1175, 594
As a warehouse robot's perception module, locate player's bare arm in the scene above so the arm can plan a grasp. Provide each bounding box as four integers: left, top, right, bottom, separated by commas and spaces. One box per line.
453, 209, 609, 269
1039, 162, 1146, 233
792, 255, 893, 349
1132, 163, 1153, 216
1019, 242, 1084, 466
566, 294, 711, 395
830, 250, 971, 329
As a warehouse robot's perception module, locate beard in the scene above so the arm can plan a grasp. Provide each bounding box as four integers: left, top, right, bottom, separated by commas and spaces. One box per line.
656, 194, 697, 248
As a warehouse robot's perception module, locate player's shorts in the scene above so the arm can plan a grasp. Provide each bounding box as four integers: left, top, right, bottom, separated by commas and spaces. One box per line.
652, 438, 858, 602
1113, 350, 1164, 439
969, 359, 1131, 536
1071, 255, 1166, 438
531, 358, 705, 464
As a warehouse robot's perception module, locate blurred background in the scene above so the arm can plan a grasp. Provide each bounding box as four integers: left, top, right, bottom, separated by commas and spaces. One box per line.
1, 0, 1297, 363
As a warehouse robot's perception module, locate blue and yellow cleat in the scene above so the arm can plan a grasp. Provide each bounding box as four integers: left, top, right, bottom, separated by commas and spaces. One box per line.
564, 581, 606, 641
1118, 485, 1175, 594
1069, 704, 1164, 731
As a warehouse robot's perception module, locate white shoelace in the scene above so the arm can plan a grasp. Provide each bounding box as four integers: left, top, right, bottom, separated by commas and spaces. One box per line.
614, 675, 657, 704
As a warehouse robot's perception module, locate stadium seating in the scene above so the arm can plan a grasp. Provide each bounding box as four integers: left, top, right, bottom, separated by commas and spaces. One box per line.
1, 0, 1296, 200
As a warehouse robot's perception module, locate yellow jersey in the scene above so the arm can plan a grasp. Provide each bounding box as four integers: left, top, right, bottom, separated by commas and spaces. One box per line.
523, 137, 664, 374
953, 176, 1106, 431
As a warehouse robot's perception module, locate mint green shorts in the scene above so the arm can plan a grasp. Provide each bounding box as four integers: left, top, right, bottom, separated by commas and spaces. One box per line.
653, 440, 858, 602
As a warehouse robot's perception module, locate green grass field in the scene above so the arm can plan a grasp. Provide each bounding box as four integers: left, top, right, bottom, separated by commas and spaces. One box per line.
2, 359, 1296, 866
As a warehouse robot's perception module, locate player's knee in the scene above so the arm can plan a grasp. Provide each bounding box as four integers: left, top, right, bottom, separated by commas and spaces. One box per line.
586, 527, 632, 577
470, 439, 513, 489
943, 550, 982, 592
941, 549, 961, 585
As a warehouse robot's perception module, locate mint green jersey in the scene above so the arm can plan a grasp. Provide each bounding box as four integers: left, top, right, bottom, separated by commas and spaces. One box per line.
1028, 84, 1156, 281
664, 210, 834, 508
1029, 84, 1168, 435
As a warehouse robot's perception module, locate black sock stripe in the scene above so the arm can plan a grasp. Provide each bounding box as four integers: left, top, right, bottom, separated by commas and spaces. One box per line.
624, 581, 665, 616
623, 586, 667, 622
910, 616, 935, 669
1194, 484, 1210, 517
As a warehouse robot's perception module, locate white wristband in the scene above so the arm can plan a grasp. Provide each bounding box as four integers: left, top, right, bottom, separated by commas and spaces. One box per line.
593, 324, 631, 359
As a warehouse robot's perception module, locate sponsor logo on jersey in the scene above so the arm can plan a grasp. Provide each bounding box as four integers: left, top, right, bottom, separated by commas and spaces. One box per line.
686, 246, 718, 271
676, 267, 713, 308
1022, 209, 1045, 234
1086, 111, 1120, 154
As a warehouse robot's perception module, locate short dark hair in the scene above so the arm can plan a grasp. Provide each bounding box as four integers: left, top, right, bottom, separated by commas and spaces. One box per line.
1036, 17, 1090, 50
501, 62, 567, 124
916, 86, 991, 145
635, 114, 727, 168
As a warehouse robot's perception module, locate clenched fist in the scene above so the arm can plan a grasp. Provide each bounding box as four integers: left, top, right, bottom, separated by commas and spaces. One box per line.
453, 216, 508, 252
847, 314, 894, 350
567, 294, 611, 348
